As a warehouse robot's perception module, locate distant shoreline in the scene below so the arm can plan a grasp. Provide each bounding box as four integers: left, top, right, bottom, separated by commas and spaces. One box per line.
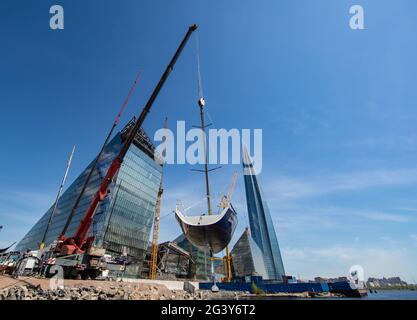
368, 286, 416, 291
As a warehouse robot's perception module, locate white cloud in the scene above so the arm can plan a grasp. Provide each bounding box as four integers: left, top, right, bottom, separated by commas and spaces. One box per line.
0, 189, 55, 249
257, 169, 417, 237
0, 190, 54, 209
283, 244, 417, 283
255, 169, 417, 283
263, 168, 417, 202
268, 204, 414, 239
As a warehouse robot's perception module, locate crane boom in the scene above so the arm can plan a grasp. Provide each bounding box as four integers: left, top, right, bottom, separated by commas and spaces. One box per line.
60, 24, 198, 254
149, 179, 163, 279
219, 173, 238, 208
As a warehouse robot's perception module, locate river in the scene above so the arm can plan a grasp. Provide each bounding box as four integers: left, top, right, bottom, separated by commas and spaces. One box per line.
354, 290, 417, 300
238, 290, 417, 300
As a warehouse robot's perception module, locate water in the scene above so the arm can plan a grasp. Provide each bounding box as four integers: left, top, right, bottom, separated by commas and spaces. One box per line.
237, 290, 417, 300
359, 290, 417, 300
312, 290, 417, 300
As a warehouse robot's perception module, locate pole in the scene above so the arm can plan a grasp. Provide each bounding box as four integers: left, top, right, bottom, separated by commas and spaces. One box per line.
195, 31, 212, 216
225, 245, 232, 282
39, 145, 75, 249
198, 99, 212, 216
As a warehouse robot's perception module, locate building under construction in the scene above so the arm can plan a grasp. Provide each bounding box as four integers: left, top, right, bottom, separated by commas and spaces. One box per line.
15, 119, 163, 278
143, 234, 211, 281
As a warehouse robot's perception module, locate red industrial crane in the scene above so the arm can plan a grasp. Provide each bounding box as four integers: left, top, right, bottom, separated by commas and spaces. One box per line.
56, 25, 198, 257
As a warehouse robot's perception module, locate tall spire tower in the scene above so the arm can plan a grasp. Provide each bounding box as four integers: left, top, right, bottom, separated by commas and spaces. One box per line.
242, 147, 286, 280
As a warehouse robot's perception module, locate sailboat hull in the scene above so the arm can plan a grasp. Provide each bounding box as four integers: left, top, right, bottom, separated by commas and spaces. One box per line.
175, 205, 238, 254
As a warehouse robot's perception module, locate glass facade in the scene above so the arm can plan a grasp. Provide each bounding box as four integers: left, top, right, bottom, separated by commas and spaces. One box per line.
16, 123, 162, 278
174, 234, 211, 281
230, 228, 268, 279
242, 147, 286, 280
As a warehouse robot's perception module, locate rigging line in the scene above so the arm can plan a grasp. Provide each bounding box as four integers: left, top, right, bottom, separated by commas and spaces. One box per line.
206, 109, 215, 127
184, 196, 209, 212
160, 196, 207, 220
196, 31, 204, 99
195, 29, 212, 216
160, 211, 174, 220
196, 33, 217, 127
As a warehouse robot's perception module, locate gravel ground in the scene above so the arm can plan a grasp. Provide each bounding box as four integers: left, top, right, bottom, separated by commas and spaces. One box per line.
0, 275, 241, 300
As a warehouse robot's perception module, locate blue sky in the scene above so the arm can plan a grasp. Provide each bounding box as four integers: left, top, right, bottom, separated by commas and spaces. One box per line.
1, 0, 417, 282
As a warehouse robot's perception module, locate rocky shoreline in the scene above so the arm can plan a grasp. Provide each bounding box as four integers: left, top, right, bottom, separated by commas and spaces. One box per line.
0, 282, 241, 300
0, 276, 344, 300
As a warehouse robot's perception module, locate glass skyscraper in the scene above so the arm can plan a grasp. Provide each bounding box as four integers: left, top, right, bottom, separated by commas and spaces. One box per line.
242, 147, 286, 280
16, 119, 162, 278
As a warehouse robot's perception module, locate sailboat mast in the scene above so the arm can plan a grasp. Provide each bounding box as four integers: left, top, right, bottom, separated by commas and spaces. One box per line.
196, 32, 212, 216
198, 98, 212, 216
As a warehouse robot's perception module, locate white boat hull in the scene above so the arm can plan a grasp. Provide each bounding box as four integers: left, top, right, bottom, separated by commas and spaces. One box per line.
175, 205, 238, 254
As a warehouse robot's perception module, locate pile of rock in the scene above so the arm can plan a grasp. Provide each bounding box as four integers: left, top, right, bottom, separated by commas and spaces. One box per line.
0, 285, 126, 300
0, 283, 241, 300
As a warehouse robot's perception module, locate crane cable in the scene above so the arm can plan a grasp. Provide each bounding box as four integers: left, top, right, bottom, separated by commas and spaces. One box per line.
196, 31, 204, 100
160, 196, 208, 220
196, 32, 218, 130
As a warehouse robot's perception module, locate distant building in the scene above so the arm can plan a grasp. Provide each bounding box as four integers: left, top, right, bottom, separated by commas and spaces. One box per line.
242, 147, 285, 280
230, 228, 268, 279
314, 277, 327, 283
174, 234, 211, 280
213, 259, 227, 278
367, 277, 408, 288
15, 119, 162, 278
314, 276, 348, 283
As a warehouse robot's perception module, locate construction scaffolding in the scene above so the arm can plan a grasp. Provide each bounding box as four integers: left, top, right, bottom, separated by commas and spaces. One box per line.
156, 242, 193, 279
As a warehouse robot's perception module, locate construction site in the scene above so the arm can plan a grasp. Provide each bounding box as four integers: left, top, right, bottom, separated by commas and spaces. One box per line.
0, 23, 365, 300
0, 24, 263, 299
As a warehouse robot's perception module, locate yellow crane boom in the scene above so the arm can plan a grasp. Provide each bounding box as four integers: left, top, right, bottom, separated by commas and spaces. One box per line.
149, 179, 163, 280
149, 118, 168, 280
